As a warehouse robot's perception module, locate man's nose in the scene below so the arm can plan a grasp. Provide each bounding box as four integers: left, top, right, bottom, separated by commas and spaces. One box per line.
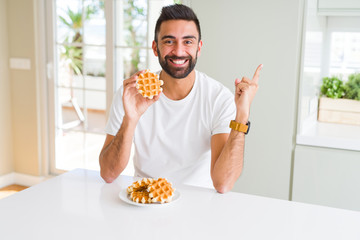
171, 43, 185, 56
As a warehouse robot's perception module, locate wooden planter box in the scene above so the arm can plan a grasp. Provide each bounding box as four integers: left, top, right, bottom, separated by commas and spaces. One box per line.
318, 97, 360, 125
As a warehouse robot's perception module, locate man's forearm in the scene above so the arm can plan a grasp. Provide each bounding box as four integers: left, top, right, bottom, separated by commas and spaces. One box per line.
215, 63, 262, 192
211, 130, 245, 193
99, 117, 137, 183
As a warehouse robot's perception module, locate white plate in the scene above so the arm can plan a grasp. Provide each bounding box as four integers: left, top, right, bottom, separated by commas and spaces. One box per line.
118, 189, 180, 207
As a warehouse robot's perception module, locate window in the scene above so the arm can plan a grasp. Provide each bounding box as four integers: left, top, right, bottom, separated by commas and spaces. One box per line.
47, 0, 178, 175
296, 0, 360, 151
54, 0, 106, 172
303, 32, 322, 71
329, 32, 360, 78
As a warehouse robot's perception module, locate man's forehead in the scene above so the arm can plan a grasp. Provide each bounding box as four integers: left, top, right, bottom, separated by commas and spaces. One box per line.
158, 20, 198, 39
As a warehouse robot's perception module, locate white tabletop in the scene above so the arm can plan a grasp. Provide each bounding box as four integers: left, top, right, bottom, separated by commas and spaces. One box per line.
0, 169, 359, 240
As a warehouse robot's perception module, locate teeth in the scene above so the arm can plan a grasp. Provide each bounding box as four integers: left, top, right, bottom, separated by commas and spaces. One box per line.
172, 59, 186, 64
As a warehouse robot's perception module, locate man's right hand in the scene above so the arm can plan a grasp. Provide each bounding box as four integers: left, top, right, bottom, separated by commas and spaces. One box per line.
122, 70, 161, 122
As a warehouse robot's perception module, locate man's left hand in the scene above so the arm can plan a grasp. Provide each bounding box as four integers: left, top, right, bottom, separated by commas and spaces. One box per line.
234, 64, 263, 123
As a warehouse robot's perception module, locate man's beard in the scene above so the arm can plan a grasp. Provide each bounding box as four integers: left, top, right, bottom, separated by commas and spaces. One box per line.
157, 48, 198, 79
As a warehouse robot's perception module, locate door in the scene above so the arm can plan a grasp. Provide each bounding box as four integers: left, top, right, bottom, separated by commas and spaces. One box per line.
46, 0, 177, 175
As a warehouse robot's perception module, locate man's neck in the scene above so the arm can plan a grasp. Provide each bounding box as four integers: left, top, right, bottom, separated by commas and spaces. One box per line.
160, 70, 196, 100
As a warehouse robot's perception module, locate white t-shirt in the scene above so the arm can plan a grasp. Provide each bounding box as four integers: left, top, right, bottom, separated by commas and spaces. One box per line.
105, 70, 236, 188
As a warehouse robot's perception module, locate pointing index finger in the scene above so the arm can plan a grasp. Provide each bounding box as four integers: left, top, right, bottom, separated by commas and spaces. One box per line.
252, 64, 263, 83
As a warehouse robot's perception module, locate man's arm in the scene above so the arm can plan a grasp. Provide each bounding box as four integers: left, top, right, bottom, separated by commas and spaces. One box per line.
210, 131, 245, 193
210, 64, 262, 193
99, 117, 137, 183
99, 70, 160, 183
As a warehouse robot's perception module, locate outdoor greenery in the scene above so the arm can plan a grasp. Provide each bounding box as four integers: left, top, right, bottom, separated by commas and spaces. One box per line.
59, 0, 150, 78
59, 0, 179, 79
320, 73, 360, 101
59, 3, 102, 76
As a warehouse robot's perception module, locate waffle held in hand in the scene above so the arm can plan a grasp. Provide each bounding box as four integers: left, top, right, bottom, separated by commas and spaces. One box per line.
136, 70, 164, 99
127, 177, 175, 204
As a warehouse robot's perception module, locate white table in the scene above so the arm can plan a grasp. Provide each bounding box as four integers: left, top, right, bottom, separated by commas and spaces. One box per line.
0, 169, 359, 240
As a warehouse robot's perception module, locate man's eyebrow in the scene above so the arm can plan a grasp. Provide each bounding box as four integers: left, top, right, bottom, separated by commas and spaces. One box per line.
183, 35, 197, 40
161, 35, 176, 40
161, 35, 197, 40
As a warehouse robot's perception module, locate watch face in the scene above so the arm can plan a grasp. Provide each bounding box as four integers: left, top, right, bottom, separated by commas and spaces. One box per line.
245, 121, 250, 134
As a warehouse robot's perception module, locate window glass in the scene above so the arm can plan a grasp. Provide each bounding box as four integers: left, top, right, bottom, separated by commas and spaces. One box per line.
115, 0, 148, 47
84, 0, 106, 45
330, 32, 360, 79
114, 0, 178, 90
304, 32, 323, 70
54, 0, 106, 172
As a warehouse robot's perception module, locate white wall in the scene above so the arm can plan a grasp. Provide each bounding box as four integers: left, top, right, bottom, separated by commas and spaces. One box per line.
8, 0, 40, 176
0, 0, 13, 175
191, 0, 304, 200
293, 145, 360, 211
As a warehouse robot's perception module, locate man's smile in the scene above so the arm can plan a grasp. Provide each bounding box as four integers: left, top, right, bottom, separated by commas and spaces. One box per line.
166, 55, 191, 68
169, 58, 188, 66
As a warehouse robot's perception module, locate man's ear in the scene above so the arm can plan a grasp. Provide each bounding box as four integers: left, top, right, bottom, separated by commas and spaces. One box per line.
197, 40, 203, 57
152, 40, 158, 57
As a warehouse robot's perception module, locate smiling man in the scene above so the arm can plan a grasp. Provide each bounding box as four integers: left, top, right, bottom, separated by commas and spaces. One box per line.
99, 4, 262, 193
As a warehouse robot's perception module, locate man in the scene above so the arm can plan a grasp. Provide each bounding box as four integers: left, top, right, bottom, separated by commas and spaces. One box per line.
99, 4, 262, 193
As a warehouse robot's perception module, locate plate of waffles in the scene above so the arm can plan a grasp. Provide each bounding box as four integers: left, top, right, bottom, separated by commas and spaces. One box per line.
119, 177, 180, 207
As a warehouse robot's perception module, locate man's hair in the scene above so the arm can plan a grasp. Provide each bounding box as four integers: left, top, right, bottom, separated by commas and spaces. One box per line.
154, 4, 201, 43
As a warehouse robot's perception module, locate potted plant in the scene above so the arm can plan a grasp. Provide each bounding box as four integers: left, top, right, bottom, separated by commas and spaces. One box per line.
344, 73, 360, 101
318, 74, 360, 125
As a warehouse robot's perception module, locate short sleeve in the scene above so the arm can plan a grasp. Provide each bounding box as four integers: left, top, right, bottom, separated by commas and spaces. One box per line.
104, 86, 125, 136
211, 87, 236, 135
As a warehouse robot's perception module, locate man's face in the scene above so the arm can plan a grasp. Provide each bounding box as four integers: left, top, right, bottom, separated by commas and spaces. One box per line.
153, 20, 202, 79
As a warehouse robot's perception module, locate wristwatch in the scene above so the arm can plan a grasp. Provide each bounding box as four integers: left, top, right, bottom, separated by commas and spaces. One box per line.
229, 120, 250, 134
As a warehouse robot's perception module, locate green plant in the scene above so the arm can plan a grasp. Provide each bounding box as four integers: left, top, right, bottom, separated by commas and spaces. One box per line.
344, 73, 360, 101
61, 38, 83, 75
59, 3, 103, 75
59, 8, 85, 75
320, 76, 345, 99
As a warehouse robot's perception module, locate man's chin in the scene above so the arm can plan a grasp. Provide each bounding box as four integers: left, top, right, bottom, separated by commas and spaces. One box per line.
160, 59, 196, 79
166, 69, 191, 79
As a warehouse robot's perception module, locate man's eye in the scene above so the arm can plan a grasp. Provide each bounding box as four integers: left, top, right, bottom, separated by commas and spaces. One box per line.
165, 40, 173, 44
185, 40, 193, 45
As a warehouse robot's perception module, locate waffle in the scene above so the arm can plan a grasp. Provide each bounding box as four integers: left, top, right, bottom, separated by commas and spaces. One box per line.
136, 70, 164, 99
127, 177, 175, 204
147, 178, 175, 204
127, 178, 155, 193
130, 190, 152, 204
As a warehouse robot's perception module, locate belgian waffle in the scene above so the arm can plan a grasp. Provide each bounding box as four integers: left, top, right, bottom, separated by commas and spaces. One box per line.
127, 177, 175, 204
127, 178, 155, 193
147, 178, 175, 203
136, 70, 164, 99
130, 190, 152, 204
